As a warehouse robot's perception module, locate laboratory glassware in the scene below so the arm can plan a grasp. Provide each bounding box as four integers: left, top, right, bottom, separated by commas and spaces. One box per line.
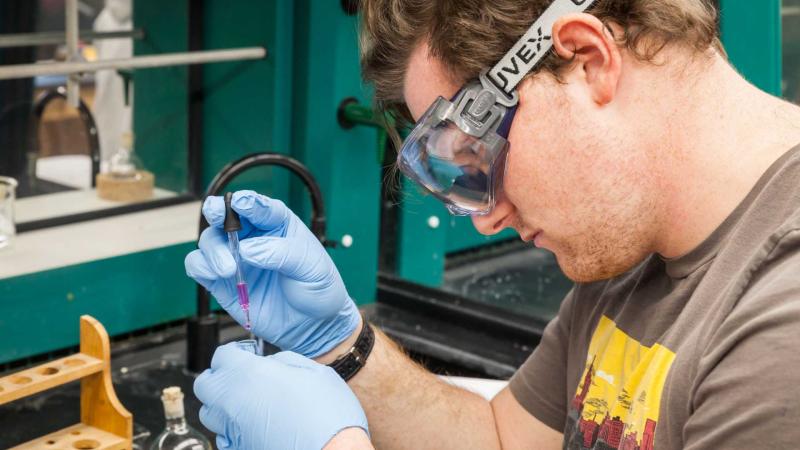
0, 176, 17, 250
108, 132, 145, 179
149, 386, 212, 450
224, 192, 251, 330
236, 338, 264, 355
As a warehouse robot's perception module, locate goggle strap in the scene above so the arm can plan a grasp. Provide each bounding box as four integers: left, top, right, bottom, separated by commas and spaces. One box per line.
486, 0, 597, 97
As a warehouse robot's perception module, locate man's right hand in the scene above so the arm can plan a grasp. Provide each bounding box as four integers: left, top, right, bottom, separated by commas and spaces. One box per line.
194, 343, 370, 450
184, 190, 361, 358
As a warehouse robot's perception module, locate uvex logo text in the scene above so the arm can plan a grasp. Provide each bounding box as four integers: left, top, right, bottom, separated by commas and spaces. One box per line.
490, 27, 552, 93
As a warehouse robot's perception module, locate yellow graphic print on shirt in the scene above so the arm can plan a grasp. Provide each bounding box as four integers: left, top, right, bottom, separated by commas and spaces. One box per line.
564, 316, 676, 450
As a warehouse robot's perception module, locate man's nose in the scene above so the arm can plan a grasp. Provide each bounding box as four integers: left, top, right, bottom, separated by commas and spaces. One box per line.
471, 196, 515, 235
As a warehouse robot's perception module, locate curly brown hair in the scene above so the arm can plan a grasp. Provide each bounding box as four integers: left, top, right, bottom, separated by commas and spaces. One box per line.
360, 0, 722, 126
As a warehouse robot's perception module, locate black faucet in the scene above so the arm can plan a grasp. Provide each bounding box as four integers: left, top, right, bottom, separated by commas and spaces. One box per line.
186, 152, 332, 373
33, 86, 101, 188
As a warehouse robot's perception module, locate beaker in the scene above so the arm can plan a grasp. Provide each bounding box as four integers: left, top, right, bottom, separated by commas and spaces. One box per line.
0, 176, 17, 250
236, 339, 262, 355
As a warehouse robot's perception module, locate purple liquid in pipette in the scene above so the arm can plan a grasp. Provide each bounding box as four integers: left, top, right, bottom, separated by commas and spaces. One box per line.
237, 282, 251, 330
225, 195, 251, 332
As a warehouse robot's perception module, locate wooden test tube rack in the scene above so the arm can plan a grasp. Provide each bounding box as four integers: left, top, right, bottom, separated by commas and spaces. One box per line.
0, 315, 133, 449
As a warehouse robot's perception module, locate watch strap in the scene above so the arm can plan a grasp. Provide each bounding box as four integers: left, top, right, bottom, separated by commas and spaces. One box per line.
328, 318, 375, 381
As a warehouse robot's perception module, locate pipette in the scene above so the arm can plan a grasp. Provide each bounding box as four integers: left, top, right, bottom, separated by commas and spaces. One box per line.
224, 192, 251, 330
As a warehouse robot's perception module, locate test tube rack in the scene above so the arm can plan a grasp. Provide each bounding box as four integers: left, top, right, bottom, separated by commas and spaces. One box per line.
0, 315, 133, 449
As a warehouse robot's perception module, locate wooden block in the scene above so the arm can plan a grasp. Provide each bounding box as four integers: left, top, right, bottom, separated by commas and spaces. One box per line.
96, 171, 155, 202
9, 423, 127, 450
0, 354, 102, 405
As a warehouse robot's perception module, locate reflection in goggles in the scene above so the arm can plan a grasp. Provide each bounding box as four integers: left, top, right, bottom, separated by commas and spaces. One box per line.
397, 95, 510, 215
418, 121, 493, 206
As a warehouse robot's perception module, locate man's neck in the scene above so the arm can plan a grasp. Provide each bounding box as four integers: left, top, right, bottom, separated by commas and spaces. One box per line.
647, 51, 800, 259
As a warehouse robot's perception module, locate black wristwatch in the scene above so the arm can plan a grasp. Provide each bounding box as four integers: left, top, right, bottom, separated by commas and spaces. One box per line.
328, 317, 375, 381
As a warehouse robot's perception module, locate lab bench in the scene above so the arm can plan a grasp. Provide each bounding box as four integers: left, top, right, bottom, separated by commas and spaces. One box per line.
0, 310, 513, 449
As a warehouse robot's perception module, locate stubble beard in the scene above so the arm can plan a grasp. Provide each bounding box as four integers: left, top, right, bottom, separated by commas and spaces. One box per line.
551, 199, 658, 284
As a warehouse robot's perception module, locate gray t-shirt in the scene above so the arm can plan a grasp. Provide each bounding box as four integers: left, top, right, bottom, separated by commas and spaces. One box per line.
509, 145, 800, 450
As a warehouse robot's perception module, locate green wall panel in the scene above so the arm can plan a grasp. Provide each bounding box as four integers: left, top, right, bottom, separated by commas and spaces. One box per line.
133, 0, 190, 193
0, 243, 196, 364
446, 217, 517, 254
396, 184, 448, 287
721, 0, 782, 95
291, 1, 381, 304
200, 1, 291, 200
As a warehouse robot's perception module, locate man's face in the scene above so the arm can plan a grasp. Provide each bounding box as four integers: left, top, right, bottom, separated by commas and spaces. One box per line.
403, 42, 658, 282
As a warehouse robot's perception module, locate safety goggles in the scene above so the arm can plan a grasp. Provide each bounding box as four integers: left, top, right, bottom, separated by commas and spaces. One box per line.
397, 0, 596, 216
397, 83, 517, 215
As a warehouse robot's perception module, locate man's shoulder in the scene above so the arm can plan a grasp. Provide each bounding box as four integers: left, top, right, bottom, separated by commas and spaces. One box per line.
698, 215, 800, 356
720, 193, 800, 300
734, 223, 800, 310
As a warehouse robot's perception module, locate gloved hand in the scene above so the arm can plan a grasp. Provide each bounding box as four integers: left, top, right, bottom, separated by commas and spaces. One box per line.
184, 190, 360, 358
194, 343, 369, 450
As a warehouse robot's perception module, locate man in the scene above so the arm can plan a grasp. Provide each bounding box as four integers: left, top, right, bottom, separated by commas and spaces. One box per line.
186, 0, 800, 448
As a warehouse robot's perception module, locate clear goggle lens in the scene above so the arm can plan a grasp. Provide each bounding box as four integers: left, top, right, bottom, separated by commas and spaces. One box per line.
397, 96, 510, 216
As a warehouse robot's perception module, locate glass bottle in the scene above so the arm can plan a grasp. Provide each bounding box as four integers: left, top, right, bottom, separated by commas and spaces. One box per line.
0, 176, 17, 250
108, 131, 145, 179
149, 387, 212, 450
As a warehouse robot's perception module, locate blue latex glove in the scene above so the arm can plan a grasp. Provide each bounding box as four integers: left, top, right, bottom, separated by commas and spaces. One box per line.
184, 190, 360, 358
194, 343, 369, 450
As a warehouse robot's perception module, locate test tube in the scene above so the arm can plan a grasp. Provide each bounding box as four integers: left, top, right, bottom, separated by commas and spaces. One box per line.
224, 192, 251, 330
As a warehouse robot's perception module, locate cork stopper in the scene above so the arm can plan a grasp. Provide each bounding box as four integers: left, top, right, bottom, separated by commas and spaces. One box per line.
161, 386, 185, 419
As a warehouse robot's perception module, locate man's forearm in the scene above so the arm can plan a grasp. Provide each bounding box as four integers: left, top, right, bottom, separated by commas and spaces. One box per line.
346, 328, 502, 449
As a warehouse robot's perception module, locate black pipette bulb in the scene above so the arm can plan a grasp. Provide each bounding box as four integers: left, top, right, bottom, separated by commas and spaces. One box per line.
223, 192, 242, 232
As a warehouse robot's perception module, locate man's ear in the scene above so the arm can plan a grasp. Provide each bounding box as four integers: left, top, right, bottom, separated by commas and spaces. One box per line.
551, 13, 622, 105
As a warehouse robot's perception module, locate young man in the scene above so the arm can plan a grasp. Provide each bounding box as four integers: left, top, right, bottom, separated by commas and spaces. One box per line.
188, 0, 800, 448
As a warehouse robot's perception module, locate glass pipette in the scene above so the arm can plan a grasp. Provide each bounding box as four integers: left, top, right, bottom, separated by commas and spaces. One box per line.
224, 192, 251, 330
